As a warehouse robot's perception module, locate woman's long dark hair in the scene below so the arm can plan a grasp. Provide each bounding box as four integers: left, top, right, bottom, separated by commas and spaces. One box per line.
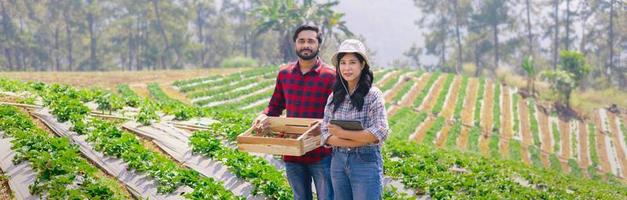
331, 52, 374, 113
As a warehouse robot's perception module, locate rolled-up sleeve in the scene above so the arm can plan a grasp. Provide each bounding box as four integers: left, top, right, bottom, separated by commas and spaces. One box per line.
320, 93, 334, 146
365, 89, 389, 143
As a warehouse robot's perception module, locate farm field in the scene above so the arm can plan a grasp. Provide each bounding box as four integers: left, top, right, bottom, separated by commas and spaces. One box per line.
0, 67, 626, 199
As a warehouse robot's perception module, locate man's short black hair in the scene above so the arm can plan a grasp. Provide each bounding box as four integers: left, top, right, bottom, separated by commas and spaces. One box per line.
293, 25, 322, 44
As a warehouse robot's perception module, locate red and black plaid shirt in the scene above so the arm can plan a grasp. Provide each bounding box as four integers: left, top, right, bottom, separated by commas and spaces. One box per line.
264, 58, 336, 164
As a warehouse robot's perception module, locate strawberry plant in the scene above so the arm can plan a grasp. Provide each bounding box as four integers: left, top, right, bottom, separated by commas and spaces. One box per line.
453, 76, 469, 120
0, 105, 127, 199
473, 78, 485, 126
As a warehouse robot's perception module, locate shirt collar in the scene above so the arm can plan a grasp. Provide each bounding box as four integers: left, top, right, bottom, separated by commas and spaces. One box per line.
294, 57, 322, 75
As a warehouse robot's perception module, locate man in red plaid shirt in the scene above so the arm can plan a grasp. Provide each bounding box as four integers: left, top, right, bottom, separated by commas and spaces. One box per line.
253, 25, 335, 200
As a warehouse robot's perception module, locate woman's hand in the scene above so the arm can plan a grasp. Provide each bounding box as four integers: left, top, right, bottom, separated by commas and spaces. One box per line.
328, 124, 346, 138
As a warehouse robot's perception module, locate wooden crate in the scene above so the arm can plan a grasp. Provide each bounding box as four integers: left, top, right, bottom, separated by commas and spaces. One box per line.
237, 117, 322, 156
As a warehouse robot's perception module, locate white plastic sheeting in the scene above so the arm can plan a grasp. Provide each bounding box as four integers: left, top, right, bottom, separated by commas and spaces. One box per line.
123, 121, 265, 200
32, 109, 189, 200
0, 133, 38, 200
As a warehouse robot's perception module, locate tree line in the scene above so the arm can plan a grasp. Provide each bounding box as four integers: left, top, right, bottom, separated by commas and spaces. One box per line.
407, 0, 624, 89
0, 0, 351, 71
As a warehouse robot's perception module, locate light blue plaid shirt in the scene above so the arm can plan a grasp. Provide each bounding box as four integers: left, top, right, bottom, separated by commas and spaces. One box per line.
321, 87, 389, 147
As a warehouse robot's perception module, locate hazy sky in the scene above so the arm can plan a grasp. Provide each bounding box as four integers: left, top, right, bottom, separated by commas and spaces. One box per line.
335, 0, 431, 66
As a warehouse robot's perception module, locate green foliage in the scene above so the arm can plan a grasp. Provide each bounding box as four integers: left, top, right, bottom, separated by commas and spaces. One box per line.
529, 146, 543, 168
0, 105, 126, 199
189, 122, 292, 199
473, 78, 486, 126
620, 119, 627, 146
468, 126, 481, 152
391, 78, 415, 104
423, 116, 446, 145
137, 101, 160, 125
528, 99, 541, 146
541, 70, 576, 106
588, 123, 600, 166
521, 56, 535, 77
512, 94, 520, 136
445, 123, 462, 149
489, 134, 500, 158
116, 84, 141, 107
509, 139, 522, 161
549, 154, 562, 172
413, 72, 441, 108
381, 74, 401, 93
568, 159, 582, 177
559, 51, 590, 85
431, 74, 454, 115
219, 56, 258, 68
492, 83, 501, 132
552, 122, 560, 152
453, 76, 469, 120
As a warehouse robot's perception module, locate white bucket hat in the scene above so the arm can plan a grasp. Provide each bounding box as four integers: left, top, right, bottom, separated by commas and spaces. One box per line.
331, 39, 371, 69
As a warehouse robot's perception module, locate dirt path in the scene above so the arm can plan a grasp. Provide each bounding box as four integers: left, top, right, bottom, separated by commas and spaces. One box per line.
578, 121, 591, 170
414, 117, 436, 144
440, 77, 461, 119
160, 82, 191, 104
129, 83, 150, 98
559, 119, 571, 162
376, 71, 400, 88
384, 76, 409, 102
458, 79, 478, 151
418, 75, 446, 112
500, 87, 513, 157
400, 74, 429, 107
519, 98, 533, 165
436, 124, 453, 147
0, 68, 241, 91
458, 127, 470, 150
479, 81, 494, 155
592, 110, 612, 175
388, 74, 429, 116
538, 107, 551, 167
461, 79, 478, 127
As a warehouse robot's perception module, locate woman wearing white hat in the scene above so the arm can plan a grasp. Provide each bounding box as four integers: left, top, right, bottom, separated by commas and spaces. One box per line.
320, 39, 389, 199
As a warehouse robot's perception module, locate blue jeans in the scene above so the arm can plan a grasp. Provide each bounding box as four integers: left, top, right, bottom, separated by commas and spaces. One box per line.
331, 146, 383, 200
285, 155, 333, 200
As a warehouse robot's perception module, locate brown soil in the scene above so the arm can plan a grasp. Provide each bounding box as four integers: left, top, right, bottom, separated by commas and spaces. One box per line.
0, 68, 241, 91
375, 71, 400, 88
479, 81, 494, 155
592, 111, 612, 174
440, 77, 461, 119
457, 127, 470, 150
384, 76, 410, 103
461, 79, 478, 126
0, 170, 12, 200
537, 109, 551, 168
559, 119, 571, 161
519, 97, 533, 164
418, 75, 445, 112
500, 87, 513, 157
435, 124, 452, 147
578, 121, 591, 170
414, 117, 436, 144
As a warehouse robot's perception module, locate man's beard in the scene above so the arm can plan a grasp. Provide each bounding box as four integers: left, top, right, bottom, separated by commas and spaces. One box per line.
296, 48, 319, 60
